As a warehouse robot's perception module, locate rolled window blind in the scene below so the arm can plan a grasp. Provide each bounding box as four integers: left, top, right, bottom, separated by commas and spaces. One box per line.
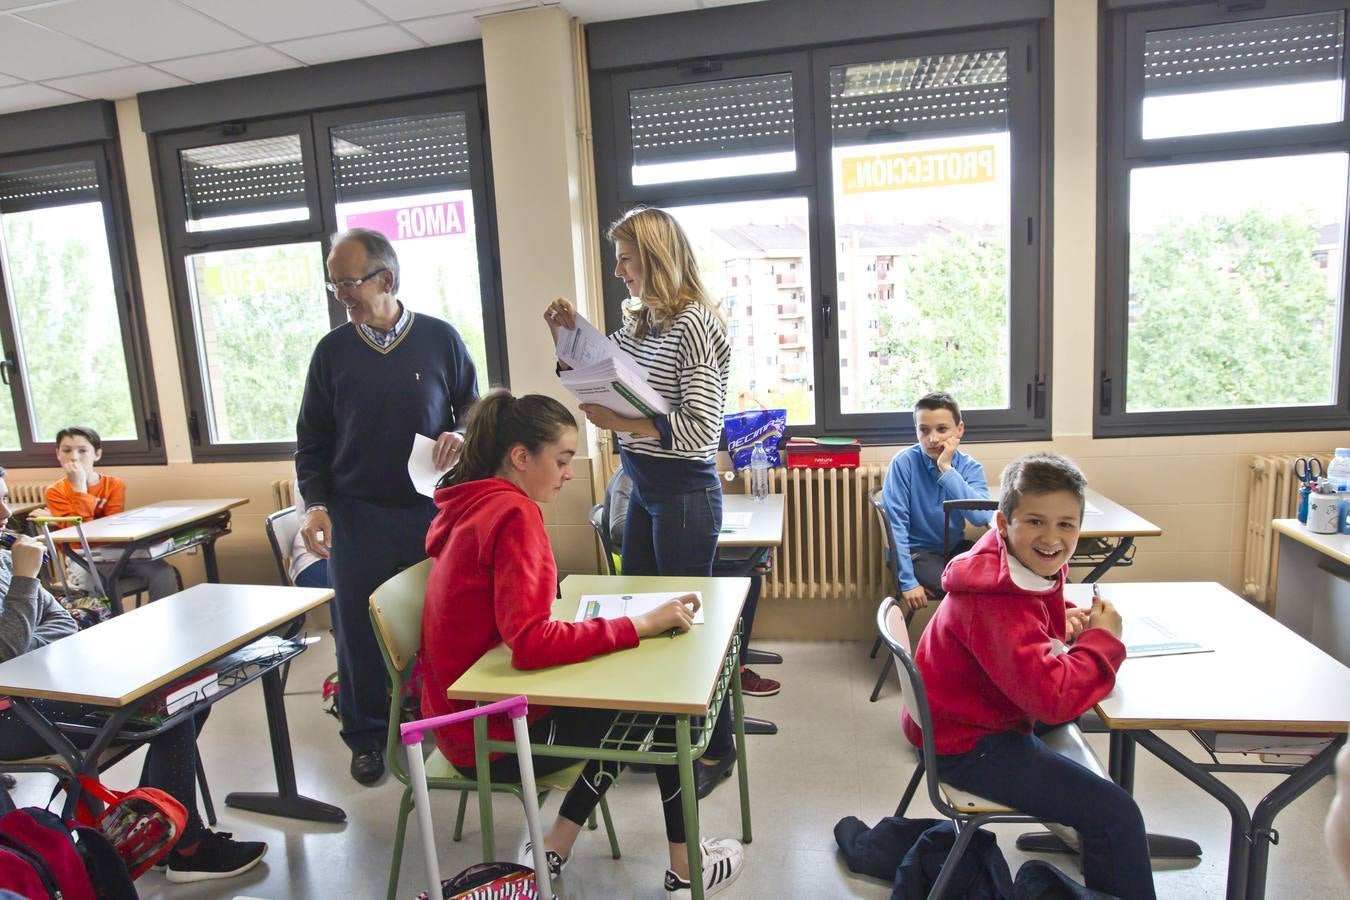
829, 49, 1009, 145
331, 111, 471, 202
629, 72, 795, 166
1144, 11, 1344, 97
179, 134, 307, 222
0, 160, 100, 212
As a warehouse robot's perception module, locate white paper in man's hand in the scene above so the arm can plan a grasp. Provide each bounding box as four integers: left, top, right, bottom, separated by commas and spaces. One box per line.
408, 433, 449, 498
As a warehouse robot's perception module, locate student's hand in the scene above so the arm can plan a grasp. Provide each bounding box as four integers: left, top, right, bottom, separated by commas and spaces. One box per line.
1065, 606, 1091, 642
1087, 598, 1122, 638
631, 593, 700, 638
61, 460, 88, 494
8, 536, 44, 579
901, 585, 930, 612
935, 435, 961, 473
300, 508, 333, 559
432, 431, 465, 470
544, 298, 578, 342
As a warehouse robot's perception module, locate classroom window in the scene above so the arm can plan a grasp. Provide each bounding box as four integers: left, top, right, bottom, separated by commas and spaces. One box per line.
154, 94, 503, 461
1099, 0, 1350, 435
0, 147, 162, 465
592, 19, 1047, 441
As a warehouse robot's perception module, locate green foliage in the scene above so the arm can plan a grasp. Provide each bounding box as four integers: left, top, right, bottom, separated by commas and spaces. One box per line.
864, 232, 1010, 411
1126, 209, 1335, 411
0, 209, 137, 448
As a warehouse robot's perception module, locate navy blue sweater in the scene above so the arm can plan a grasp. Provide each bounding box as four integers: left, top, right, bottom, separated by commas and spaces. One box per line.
296, 313, 478, 509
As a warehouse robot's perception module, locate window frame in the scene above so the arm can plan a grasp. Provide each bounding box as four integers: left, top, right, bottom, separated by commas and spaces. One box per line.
1096, 0, 1350, 437
154, 90, 505, 462
591, 23, 1050, 444
0, 141, 165, 466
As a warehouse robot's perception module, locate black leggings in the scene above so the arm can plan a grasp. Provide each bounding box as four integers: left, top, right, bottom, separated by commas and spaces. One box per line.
0, 702, 207, 843
454, 706, 688, 844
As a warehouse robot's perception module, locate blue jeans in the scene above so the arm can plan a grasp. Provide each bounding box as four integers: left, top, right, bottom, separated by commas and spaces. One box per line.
294, 559, 330, 589
936, 726, 1155, 899
621, 482, 736, 758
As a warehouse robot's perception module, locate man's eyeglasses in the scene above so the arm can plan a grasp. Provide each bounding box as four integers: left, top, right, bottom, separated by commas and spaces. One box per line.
324, 268, 387, 294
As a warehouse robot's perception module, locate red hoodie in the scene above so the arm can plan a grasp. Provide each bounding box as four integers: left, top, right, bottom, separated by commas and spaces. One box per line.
420, 478, 639, 768
901, 527, 1126, 755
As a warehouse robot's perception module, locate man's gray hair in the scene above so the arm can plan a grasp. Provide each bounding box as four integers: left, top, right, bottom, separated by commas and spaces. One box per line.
332, 227, 400, 294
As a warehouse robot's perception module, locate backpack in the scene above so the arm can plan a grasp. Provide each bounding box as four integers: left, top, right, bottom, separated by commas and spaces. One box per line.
71, 776, 187, 879
417, 861, 541, 899
0, 806, 98, 900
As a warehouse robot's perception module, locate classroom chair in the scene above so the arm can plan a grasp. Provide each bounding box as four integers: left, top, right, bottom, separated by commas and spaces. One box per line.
587, 502, 618, 575
264, 506, 300, 586
368, 559, 621, 900
876, 596, 1096, 897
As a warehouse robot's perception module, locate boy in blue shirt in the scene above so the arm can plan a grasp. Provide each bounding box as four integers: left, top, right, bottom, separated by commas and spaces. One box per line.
881, 392, 993, 613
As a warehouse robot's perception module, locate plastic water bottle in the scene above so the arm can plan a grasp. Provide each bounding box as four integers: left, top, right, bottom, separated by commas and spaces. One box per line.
750, 442, 769, 502
1330, 449, 1350, 534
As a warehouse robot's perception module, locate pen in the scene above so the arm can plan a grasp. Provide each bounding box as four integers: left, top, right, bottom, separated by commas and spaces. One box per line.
665, 627, 679, 639
1092, 583, 1101, 602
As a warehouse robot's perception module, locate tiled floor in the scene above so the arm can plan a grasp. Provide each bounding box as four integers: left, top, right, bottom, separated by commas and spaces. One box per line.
12, 638, 1342, 899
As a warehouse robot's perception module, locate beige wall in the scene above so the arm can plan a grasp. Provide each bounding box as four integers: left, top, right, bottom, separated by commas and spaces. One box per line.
5, 1, 1345, 638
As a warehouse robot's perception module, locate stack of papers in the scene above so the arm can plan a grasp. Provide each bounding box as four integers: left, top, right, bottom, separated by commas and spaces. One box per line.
574, 591, 705, 624
554, 313, 671, 419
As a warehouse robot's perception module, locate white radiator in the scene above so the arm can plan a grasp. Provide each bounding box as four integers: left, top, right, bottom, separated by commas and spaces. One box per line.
1243, 452, 1331, 606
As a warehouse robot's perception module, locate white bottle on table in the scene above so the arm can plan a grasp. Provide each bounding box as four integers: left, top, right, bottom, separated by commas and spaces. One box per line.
750, 442, 769, 501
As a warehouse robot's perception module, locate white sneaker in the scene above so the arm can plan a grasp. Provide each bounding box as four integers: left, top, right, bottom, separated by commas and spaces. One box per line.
517, 841, 567, 878
663, 837, 743, 898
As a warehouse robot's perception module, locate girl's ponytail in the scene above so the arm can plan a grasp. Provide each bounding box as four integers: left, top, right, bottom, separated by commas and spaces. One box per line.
442, 389, 577, 487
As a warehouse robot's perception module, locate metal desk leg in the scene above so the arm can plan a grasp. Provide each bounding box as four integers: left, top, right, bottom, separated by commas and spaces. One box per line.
224, 667, 345, 822
202, 535, 222, 583
676, 716, 703, 900
730, 654, 752, 844
473, 713, 495, 862
1082, 537, 1134, 584
11, 699, 135, 819
1245, 736, 1344, 900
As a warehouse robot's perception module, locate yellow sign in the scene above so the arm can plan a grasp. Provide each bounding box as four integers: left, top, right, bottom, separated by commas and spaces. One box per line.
841, 145, 996, 194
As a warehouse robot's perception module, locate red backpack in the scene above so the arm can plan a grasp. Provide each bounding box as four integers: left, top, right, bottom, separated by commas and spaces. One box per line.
0, 807, 97, 900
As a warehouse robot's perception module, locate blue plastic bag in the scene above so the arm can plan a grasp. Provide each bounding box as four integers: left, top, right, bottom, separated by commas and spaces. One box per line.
723, 407, 787, 470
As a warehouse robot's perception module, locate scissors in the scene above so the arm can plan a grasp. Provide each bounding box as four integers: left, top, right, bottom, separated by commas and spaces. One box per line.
1294, 456, 1324, 487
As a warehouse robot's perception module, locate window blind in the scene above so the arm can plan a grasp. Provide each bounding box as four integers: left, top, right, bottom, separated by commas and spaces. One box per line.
178, 134, 307, 222
331, 111, 471, 202
0, 160, 100, 211
629, 72, 795, 166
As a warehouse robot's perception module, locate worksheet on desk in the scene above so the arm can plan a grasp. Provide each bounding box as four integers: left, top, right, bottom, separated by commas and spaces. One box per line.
115, 506, 193, 523
721, 512, 753, 532
1121, 615, 1212, 658
575, 591, 705, 624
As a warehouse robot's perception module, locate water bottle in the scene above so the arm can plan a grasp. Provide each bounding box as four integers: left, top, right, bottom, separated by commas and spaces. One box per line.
1327, 449, 1350, 534
749, 442, 769, 502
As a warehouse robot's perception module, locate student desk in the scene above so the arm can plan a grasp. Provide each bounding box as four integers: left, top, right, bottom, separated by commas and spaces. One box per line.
46, 498, 247, 614
1094, 581, 1349, 900
0, 583, 345, 823
1074, 488, 1163, 582
718, 494, 785, 735
448, 574, 752, 900
1270, 519, 1350, 666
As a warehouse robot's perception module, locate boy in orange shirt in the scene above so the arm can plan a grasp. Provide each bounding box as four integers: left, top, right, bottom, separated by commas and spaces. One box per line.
44, 425, 180, 601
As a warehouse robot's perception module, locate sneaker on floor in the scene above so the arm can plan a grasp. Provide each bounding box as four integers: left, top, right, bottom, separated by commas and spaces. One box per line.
740, 668, 780, 697
165, 830, 267, 883
664, 837, 744, 898
517, 841, 567, 878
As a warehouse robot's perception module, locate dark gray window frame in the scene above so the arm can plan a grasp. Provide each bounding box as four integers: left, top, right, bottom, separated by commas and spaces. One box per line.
590, 15, 1051, 444
0, 104, 164, 467
1096, 0, 1350, 437
151, 88, 506, 463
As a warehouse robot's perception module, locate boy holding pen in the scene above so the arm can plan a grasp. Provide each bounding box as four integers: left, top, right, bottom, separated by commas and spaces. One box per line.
903, 452, 1154, 899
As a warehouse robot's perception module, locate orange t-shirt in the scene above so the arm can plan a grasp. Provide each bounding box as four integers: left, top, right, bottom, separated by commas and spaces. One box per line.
44, 475, 126, 522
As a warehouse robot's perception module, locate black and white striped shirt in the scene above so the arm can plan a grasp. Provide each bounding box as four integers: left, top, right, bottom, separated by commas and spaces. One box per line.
609, 303, 730, 462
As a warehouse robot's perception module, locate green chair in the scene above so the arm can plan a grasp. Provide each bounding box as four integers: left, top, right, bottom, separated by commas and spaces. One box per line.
368, 558, 620, 900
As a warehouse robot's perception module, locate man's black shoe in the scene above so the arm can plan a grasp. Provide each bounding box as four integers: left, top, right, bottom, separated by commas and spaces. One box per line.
351, 750, 384, 785
694, 750, 736, 800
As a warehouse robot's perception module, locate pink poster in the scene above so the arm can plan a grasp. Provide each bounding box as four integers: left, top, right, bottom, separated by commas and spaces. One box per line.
344, 200, 466, 241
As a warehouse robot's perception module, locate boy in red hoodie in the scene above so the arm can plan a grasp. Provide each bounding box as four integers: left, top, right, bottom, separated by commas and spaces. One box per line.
902, 452, 1154, 899
420, 389, 743, 900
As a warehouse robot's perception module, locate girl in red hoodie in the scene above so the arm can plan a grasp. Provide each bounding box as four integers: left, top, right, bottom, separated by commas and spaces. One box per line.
904, 453, 1155, 899
419, 389, 744, 899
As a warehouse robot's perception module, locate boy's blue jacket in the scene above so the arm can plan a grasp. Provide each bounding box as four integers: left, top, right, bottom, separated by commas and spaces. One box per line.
881, 443, 993, 592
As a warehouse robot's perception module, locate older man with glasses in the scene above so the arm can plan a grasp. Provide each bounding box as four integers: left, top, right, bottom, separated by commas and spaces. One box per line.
296, 227, 478, 785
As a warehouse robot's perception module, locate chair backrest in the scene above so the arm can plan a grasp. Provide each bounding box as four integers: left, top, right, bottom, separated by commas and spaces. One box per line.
941, 498, 999, 556
588, 503, 618, 576
264, 507, 299, 585
369, 558, 434, 676
875, 595, 958, 818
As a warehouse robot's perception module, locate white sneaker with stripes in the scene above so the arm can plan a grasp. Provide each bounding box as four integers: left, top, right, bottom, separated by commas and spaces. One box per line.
663, 837, 744, 898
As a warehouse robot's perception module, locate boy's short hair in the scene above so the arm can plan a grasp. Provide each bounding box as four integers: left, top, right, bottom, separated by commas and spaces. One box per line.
914, 391, 962, 425
999, 452, 1087, 520
55, 425, 102, 451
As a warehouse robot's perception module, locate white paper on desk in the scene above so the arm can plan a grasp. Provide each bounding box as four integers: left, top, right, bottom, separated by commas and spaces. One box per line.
553, 311, 639, 371
575, 591, 705, 624
1122, 615, 1212, 658
115, 506, 192, 523
722, 511, 753, 531
408, 434, 450, 498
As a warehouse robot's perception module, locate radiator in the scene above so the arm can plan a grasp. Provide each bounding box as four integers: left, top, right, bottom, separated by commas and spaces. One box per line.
1243, 452, 1331, 606
8, 482, 46, 504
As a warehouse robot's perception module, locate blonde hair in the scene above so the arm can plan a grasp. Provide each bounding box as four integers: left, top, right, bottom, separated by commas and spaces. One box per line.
607, 207, 725, 339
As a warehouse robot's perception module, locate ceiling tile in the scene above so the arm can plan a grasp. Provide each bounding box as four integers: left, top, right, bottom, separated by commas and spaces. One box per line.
0, 1, 50, 8
44, 65, 188, 100
0, 73, 21, 88
272, 24, 423, 66
400, 13, 481, 45
362, 0, 509, 20
0, 82, 83, 115
558, 0, 694, 23
19, 0, 253, 62
155, 45, 300, 83
0, 16, 129, 80
177, 0, 385, 43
